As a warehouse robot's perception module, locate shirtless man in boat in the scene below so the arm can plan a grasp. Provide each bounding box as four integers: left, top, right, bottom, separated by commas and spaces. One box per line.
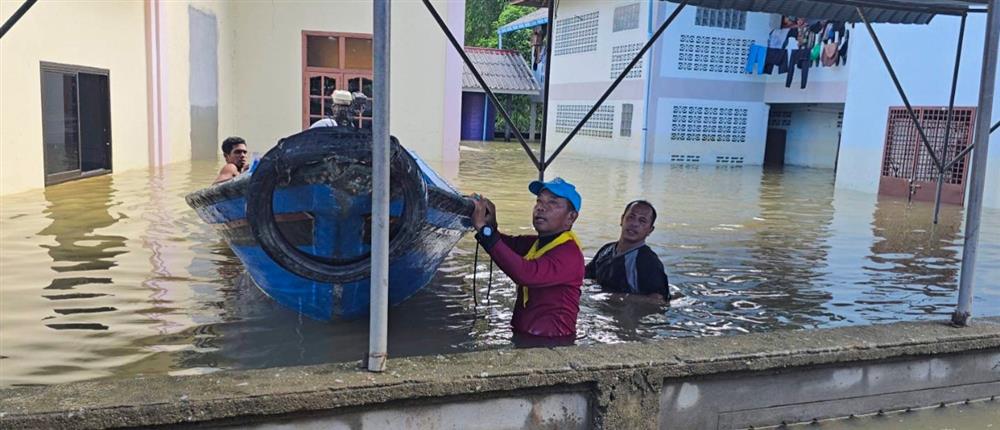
213, 136, 249, 184
470, 177, 585, 347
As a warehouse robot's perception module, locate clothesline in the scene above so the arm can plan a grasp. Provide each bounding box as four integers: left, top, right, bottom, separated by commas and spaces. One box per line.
745, 17, 851, 89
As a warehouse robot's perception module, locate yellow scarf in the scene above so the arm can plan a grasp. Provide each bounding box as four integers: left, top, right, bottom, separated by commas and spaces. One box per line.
520, 230, 581, 307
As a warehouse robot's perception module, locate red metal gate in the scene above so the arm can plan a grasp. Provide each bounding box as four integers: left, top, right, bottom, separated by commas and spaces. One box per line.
878, 106, 976, 205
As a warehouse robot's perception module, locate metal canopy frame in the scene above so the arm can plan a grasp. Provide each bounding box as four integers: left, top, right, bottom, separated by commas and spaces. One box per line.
399, 0, 998, 356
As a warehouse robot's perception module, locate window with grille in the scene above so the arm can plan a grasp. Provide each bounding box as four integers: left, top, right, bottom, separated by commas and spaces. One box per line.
613, 3, 641, 32
555, 104, 615, 138
671, 154, 701, 163
554, 11, 599, 56
620, 104, 634, 137
881, 107, 974, 185
716, 155, 745, 164
695, 7, 747, 30
768, 110, 792, 129
670, 105, 748, 143
678, 34, 754, 74
610, 43, 644, 79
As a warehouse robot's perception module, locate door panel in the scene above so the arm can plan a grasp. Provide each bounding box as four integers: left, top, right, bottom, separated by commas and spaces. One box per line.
41, 70, 81, 180
78, 73, 112, 172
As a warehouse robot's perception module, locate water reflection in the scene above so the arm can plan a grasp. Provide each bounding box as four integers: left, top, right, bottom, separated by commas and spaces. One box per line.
0, 143, 997, 387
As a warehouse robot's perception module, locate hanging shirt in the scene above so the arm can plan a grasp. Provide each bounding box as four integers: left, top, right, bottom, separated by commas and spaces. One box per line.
477, 229, 584, 338
768, 28, 792, 48
586, 242, 670, 298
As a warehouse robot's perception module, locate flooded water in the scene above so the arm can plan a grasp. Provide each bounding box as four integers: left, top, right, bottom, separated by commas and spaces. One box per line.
1, 142, 998, 387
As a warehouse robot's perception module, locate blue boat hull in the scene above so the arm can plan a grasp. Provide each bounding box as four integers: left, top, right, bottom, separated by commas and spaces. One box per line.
186, 130, 472, 321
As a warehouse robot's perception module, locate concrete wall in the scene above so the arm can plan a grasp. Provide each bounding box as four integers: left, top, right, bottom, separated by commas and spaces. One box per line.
837, 14, 1000, 209
544, 0, 652, 163
645, 3, 773, 165
0, 1, 150, 195
3, 319, 999, 429
227, 0, 462, 163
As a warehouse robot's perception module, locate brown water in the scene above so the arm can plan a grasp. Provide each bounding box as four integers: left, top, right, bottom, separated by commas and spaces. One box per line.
1, 142, 998, 387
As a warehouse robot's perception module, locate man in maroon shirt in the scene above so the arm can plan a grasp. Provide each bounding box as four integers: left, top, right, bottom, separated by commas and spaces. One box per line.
470, 177, 585, 346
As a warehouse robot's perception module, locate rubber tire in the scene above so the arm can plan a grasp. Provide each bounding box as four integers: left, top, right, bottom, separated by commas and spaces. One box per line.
246, 127, 427, 283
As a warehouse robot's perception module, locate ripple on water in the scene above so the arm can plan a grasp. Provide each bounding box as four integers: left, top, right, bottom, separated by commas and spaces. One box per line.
1, 146, 999, 386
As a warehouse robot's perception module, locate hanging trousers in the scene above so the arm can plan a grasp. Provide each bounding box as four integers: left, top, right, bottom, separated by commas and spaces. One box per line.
785, 49, 810, 89
763, 48, 788, 74
745, 44, 767, 74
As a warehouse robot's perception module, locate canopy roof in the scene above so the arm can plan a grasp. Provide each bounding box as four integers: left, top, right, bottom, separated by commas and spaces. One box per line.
462, 47, 541, 95
497, 8, 549, 35
666, 0, 989, 24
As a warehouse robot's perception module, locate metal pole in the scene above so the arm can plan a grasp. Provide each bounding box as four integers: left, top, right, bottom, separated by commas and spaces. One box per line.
369, 0, 390, 372
0, 0, 37, 39
992, 119, 999, 133
953, 0, 1000, 327
422, 0, 540, 169
857, 7, 945, 173
538, 2, 556, 181
544, 0, 688, 170
933, 13, 967, 225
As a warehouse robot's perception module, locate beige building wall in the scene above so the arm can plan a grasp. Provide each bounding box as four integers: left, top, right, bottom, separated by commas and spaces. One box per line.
1, 0, 461, 196
0, 1, 149, 196
228, 0, 462, 161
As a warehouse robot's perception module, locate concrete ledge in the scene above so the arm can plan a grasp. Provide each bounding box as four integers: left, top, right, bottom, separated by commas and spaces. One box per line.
2, 318, 1000, 429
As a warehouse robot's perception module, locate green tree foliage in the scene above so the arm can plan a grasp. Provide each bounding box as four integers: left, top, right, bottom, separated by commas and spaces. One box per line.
464, 0, 541, 140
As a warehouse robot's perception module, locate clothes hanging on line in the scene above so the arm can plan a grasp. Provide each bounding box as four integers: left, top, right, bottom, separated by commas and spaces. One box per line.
764, 48, 789, 74
786, 49, 810, 89
768, 28, 792, 49
821, 42, 840, 67
745, 44, 767, 74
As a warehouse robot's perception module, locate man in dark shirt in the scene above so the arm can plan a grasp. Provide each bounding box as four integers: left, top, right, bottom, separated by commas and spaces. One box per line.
470, 177, 585, 346
585, 200, 669, 301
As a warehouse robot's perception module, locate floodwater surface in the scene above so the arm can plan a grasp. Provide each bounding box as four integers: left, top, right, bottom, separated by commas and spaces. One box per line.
1, 142, 998, 387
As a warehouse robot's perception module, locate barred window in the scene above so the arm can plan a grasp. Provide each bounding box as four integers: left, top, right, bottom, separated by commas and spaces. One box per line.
768, 110, 792, 129
670, 105, 748, 143
620, 104, 634, 137
613, 3, 640, 32
695, 7, 746, 30
555, 104, 615, 138
610, 43, 644, 79
554, 11, 599, 56
678, 34, 754, 74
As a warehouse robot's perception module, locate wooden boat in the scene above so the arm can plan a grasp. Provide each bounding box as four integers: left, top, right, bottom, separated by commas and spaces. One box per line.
186, 126, 473, 320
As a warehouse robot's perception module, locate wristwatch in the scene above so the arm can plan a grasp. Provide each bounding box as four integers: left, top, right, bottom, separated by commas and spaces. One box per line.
481, 226, 493, 237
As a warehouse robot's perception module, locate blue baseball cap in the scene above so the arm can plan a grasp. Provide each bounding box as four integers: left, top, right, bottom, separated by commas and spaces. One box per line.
528, 177, 582, 212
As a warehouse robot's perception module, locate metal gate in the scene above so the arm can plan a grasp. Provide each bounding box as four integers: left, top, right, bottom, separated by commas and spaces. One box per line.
878, 106, 976, 205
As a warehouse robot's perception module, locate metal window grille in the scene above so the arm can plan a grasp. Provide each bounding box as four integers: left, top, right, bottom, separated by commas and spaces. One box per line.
613, 3, 641, 32
610, 43, 644, 79
554, 11, 599, 56
621, 103, 634, 137
671, 154, 701, 163
881, 107, 974, 185
695, 7, 746, 30
716, 155, 745, 164
670, 104, 748, 143
678, 34, 754, 74
768, 110, 792, 129
555, 104, 615, 138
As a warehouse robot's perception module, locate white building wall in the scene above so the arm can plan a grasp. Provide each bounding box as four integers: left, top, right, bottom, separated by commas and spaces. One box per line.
837, 14, 1000, 209
544, 1, 651, 163
646, 3, 773, 165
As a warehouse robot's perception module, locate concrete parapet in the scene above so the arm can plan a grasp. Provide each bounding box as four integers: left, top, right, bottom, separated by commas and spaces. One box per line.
2, 318, 999, 429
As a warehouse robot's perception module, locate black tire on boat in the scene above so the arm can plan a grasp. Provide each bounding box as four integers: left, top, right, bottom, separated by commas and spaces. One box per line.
246, 127, 428, 283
